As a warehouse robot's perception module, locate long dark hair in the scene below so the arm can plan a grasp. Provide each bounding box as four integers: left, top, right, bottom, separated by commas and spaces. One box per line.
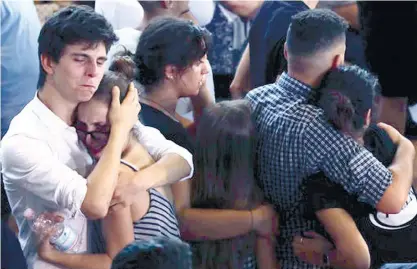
191, 100, 263, 269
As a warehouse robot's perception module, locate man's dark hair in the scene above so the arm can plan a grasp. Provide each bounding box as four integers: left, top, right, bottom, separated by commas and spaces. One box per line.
134, 17, 211, 89
37, 5, 118, 88
286, 9, 348, 57
111, 237, 192, 269
318, 65, 379, 135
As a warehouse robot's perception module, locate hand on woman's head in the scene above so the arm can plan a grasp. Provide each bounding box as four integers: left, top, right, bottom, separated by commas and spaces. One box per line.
108, 83, 141, 134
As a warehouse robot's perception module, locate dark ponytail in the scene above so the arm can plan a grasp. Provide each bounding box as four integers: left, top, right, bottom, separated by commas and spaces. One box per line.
109, 50, 138, 81
318, 65, 378, 136
319, 90, 357, 134
92, 50, 138, 105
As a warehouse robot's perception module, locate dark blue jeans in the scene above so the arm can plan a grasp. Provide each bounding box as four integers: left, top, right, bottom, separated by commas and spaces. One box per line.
1, 218, 27, 269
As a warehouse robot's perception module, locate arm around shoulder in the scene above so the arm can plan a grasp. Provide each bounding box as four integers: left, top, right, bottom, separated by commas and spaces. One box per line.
134, 122, 193, 182
378, 134, 415, 214
317, 208, 371, 269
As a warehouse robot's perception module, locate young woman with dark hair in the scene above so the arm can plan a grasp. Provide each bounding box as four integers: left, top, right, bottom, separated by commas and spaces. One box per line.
112, 17, 280, 257
191, 100, 278, 269
292, 65, 417, 269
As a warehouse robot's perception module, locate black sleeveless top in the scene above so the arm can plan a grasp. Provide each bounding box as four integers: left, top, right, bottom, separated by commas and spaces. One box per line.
303, 124, 417, 267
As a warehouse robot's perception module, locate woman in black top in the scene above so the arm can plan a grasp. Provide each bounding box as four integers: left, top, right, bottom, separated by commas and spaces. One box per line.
112, 18, 279, 265
292, 65, 417, 269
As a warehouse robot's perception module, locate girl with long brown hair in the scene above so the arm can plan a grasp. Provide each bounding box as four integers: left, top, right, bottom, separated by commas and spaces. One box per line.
191, 100, 278, 269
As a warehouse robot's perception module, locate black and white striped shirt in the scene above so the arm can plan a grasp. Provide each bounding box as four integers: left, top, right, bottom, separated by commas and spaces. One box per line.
133, 188, 180, 240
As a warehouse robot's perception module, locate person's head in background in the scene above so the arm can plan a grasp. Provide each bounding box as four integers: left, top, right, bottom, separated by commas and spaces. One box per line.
318, 65, 379, 143
75, 57, 139, 159
111, 237, 192, 269
284, 9, 348, 88
132, 17, 210, 102
191, 100, 263, 268
37, 5, 117, 108
138, 0, 190, 27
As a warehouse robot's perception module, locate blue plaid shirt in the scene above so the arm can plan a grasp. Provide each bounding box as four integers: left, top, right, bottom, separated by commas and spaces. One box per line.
246, 73, 393, 269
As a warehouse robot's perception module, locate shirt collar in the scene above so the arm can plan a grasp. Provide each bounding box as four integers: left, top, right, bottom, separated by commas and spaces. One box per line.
31, 93, 73, 133
218, 4, 240, 23
277, 72, 316, 101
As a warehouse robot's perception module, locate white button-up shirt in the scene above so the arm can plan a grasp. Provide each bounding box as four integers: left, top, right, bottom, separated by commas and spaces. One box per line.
1, 95, 193, 269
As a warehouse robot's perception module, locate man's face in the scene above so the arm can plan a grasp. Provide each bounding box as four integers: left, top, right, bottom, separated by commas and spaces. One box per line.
48, 42, 107, 104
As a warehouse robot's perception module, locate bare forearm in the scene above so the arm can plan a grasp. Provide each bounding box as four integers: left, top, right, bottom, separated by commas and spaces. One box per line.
386, 136, 415, 210
332, 4, 360, 30
137, 153, 191, 190
327, 248, 370, 269
179, 208, 252, 241
83, 132, 125, 219
45, 252, 112, 269
230, 45, 251, 99
256, 236, 279, 269
317, 209, 370, 269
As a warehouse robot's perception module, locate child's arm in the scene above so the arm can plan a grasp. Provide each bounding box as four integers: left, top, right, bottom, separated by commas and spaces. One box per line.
256, 235, 280, 269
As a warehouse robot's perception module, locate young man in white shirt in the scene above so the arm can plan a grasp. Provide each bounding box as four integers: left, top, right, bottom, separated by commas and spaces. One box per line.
1, 5, 193, 269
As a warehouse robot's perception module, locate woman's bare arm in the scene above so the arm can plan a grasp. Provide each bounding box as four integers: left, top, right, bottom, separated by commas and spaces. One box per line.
317, 208, 371, 269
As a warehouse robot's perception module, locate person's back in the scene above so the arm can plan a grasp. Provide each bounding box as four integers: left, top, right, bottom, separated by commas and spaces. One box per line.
249, 0, 309, 88
1, 0, 41, 137
246, 9, 413, 269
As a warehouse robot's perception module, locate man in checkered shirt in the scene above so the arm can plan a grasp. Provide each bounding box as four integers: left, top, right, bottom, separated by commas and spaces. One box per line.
246, 9, 415, 269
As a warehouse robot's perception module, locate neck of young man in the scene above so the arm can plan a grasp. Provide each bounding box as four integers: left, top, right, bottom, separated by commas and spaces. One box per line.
287, 64, 328, 89
38, 83, 78, 126
138, 11, 169, 31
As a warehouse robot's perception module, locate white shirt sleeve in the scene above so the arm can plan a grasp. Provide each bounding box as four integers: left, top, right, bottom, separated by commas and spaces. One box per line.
134, 121, 194, 180
1, 136, 87, 215
95, 0, 144, 30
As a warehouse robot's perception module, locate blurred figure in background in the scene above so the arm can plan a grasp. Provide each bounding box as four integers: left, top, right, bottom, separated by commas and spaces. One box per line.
1, 0, 41, 138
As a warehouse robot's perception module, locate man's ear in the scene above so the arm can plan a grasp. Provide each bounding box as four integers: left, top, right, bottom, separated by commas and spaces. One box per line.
284, 42, 288, 61
365, 109, 372, 127
40, 53, 56, 76
331, 54, 344, 69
